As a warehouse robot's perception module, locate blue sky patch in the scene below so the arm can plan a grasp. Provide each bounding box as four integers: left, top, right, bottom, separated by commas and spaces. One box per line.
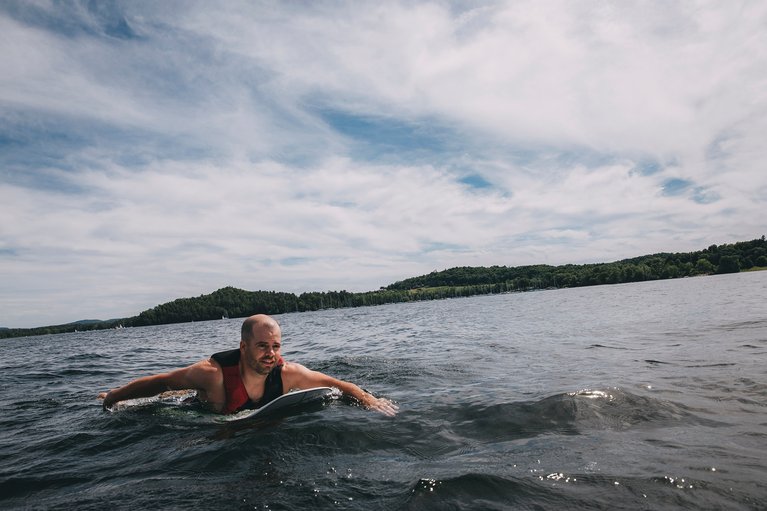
0, 247, 18, 257
661, 178, 721, 204
459, 173, 493, 189
0, 0, 138, 40
421, 241, 468, 253
312, 107, 456, 162
633, 158, 663, 176
691, 187, 721, 204
0, 108, 222, 185
280, 257, 310, 266
662, 178, 693, 196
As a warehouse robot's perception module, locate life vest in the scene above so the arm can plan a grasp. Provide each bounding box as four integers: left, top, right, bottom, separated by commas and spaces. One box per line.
211, 348, 284, 414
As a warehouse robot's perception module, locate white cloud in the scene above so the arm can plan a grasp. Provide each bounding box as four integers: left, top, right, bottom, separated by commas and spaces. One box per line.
1, 1, 766, 327
179, 1, 766, 157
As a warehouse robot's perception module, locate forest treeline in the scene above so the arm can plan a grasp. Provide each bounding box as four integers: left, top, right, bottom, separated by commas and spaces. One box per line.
385, 236, 767, 290
2, 236, 765, 339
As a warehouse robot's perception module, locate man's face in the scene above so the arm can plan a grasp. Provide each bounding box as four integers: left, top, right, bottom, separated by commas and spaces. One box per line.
241, 326, 282, 375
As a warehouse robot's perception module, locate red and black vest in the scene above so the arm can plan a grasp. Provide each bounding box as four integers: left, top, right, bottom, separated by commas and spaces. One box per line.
211, 349, 284, 414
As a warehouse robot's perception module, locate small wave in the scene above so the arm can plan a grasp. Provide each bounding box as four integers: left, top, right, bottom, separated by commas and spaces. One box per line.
567, 389, 614, 399
644, 359, 675, 365
715, 319, 767, 331
684, 363, 736, 368
65, 352, 110, 362
403, 473, 587, 510
402, 469, 763, 510
11, 397, 62, 410
561, 388, 726, 431
443, 388, 724, 445
12, 371, 62, 381
0, 475, 92, 501
60, 368, 115, 377
722, 378, 767, 402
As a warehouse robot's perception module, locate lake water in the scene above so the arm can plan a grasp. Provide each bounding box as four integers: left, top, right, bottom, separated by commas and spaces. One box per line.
1, 272, 766, 510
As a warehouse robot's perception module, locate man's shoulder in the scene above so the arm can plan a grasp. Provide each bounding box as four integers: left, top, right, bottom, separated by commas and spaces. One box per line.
185, 357, 224, 382
281, 360, 306, 369
280, 361, 310, 376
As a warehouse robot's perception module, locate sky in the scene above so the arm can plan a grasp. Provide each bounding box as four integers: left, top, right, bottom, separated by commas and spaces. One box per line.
1, 1, 766, 328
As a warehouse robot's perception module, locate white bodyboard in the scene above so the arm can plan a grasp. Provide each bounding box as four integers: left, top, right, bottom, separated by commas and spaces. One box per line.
221, 387, 334, 422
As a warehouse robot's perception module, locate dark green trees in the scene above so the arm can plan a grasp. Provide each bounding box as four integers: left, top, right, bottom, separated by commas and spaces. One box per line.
716, 255, 740, 274
2, 236, 765, 339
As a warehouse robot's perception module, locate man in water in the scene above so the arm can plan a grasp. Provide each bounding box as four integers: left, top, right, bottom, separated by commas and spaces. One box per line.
98, 314, 398, 416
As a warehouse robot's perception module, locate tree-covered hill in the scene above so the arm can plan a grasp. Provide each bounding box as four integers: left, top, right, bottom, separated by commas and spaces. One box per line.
385, 237, 766, 290
2, 236, 764, 339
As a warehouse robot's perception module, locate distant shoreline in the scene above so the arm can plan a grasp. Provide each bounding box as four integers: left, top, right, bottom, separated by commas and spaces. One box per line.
2, 236, 765, 339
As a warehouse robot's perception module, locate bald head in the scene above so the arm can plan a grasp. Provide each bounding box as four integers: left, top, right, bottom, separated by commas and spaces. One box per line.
241, 314, 281, 344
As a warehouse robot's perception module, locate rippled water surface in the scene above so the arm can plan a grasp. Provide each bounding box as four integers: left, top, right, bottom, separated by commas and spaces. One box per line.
2, 272, 766, 510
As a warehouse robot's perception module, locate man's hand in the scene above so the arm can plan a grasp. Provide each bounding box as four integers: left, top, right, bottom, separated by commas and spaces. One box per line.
362, 395, 399, 417
97, 390, 115, 409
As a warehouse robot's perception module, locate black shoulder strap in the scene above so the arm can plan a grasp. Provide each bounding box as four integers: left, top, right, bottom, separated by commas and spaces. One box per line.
211, 348, 240, 367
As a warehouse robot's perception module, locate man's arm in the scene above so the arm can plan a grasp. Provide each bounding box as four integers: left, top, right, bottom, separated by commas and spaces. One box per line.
282, 362, 398, 416
98, 359, 220, 410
